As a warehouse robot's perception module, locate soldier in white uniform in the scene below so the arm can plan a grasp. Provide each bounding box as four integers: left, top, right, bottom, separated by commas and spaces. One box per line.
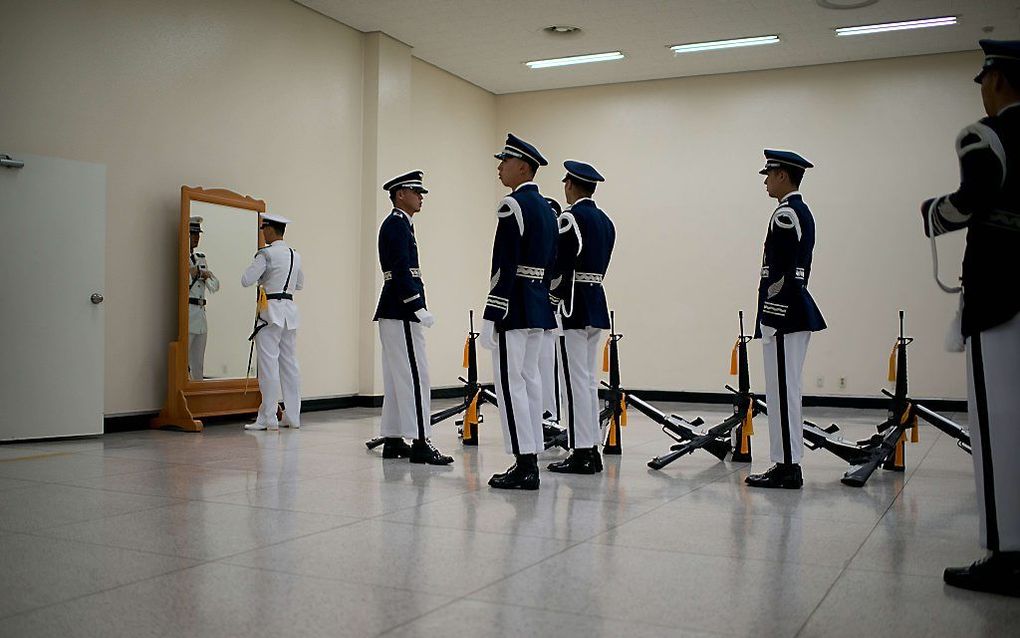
187, 216, 219, 380
242, 213, 303, 431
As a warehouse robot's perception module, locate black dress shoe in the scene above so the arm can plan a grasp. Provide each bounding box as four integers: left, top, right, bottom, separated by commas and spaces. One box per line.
410, 439, 454, 465
543, 422, 564, 441
591, 446, 603, 472
381, 438, 412, 459
490, 455, 539, 490
548, 449, 597, 474
488, 463, 516, 485
745, 463, 803, 489
944, 553, 1020, 597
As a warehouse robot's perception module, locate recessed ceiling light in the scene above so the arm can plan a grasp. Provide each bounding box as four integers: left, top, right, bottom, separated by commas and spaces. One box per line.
669, 35, 780, 54
817, 0, 880, 9
835, 16, 957, 36
544, 25, 581, 35
525, 51, 624, 69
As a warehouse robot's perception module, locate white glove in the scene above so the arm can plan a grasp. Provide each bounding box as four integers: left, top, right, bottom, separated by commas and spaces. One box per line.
414, 308, 436, 328
553, 313, 564, 337
760, 324, 776, 345
480, 319, 498, 350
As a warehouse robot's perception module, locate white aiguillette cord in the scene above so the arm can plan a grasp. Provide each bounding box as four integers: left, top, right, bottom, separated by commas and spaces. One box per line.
928, 202, 962, 294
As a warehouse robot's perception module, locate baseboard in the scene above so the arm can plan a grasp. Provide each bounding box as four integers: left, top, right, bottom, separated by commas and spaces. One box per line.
103, 387, 966, 433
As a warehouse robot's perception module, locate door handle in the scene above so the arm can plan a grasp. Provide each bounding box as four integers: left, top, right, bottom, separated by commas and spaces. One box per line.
90, 293, 104, 304
0, 154, 25, 169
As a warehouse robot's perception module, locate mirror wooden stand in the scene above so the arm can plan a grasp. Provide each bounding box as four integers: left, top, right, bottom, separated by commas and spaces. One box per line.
151, 186, 265, 431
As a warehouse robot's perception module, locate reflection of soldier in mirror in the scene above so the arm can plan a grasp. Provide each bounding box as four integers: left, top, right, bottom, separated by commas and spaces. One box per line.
188, 216, 219, 380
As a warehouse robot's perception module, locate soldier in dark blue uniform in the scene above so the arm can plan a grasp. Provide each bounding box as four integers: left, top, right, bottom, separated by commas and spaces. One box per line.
745, 150, 826, 490
481, 133, 558, 490
922, 40, 1020, 597
373, 170, 452, 465
548, 161, 616, 474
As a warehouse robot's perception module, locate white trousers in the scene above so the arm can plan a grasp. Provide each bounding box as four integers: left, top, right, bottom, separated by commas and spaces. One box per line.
255, 323, 301, 427
967, 312, 1020, 552
560, 328, 603, 449
762, 331, 811, 464
492, 328, 545, 456
188, 332, 207, 381
539, 330, 560, 419
379, 319, 431, 440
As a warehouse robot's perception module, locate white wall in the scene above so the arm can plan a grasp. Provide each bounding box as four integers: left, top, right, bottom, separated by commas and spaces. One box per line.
409, 59, 499, 388
493, 52, 981, 399
0, 0, 366, 414
1, 0, 981, 413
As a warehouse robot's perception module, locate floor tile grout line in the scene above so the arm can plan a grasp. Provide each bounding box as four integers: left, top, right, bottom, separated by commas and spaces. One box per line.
792, 430, 945, 638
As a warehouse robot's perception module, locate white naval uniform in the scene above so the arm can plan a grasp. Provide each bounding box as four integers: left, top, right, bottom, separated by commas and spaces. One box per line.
559, 328, 603, 449
188, 251, 219, 380
761, 326, 810, 464
242, 240, 303, 428
967, 312, 1020, 551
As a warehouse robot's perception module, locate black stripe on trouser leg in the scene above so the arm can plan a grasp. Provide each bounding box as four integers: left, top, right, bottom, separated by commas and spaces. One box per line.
403, 320, 425, 441
971, 332, 1000, 551
553, 347, 561, 420
776, 334, 792, 465
498, 330, 520, 455
559, 335, 575, 448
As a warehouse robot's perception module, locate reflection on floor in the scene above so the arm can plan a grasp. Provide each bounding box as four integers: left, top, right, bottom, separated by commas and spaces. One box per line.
0, 402, 1014, 637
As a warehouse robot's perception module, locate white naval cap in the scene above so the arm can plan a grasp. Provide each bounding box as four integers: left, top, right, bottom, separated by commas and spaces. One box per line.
261, 213, 293, 225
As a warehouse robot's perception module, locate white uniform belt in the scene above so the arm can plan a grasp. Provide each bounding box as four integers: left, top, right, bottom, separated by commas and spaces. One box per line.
383, 268, 421, 281
575, 272, 603, 284
516, 266, 545, 279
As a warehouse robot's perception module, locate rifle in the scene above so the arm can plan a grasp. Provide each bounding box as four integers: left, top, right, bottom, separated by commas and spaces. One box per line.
840, 310, 916, 486
366, 310, 483, 450
748, 311, 920, 486
601, 311, 626, 455
882, 389, 970, 453
646, 311, 757, 470
748, 392, 873, 465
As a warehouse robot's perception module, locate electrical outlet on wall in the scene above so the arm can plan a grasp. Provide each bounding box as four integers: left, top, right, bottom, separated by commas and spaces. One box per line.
839, 377, 847, 389
816, 376, 824, 388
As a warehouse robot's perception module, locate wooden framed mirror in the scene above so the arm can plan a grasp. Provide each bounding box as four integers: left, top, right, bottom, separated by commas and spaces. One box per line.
152, 186, 265, 431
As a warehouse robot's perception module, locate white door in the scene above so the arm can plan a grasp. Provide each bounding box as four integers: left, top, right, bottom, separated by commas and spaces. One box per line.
0, 153, 105, 440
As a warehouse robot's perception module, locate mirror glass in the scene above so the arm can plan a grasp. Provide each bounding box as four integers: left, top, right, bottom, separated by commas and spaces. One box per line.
187, 200, 259, 380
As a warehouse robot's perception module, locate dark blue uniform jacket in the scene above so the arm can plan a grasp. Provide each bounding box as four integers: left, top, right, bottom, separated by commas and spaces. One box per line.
484, 183, 557, 330
754, 193, 826, 337
374, 209, 426, 321
550, 198, 615, 330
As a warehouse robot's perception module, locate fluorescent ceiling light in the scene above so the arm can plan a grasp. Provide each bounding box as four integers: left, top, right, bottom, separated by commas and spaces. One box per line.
670, 35, 780, 54
525, 51, 624, 69
835, 16, 957, 36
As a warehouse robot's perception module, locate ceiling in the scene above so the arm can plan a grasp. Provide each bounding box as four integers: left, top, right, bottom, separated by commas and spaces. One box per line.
296, 0, 1020, 94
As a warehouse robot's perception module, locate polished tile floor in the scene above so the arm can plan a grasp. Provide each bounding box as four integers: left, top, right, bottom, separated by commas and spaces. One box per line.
0, 401, 1016, 637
